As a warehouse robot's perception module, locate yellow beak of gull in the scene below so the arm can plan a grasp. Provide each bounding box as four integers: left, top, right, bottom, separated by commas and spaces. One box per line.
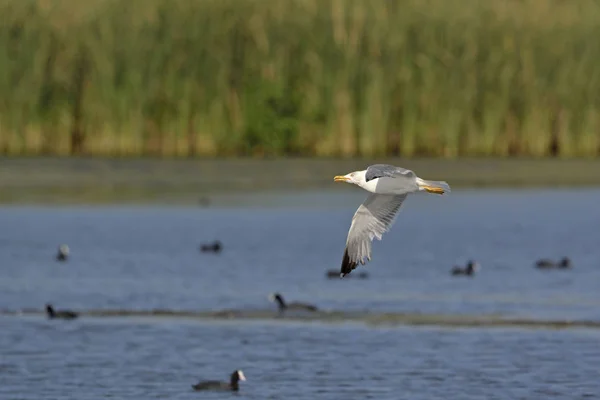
334, 175, 350, 182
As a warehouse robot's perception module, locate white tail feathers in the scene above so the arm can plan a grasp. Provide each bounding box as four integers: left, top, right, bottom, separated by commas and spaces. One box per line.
416, 178, 451, 195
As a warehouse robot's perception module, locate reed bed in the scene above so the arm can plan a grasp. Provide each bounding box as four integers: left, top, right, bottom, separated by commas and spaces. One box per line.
0, 0, 599, 157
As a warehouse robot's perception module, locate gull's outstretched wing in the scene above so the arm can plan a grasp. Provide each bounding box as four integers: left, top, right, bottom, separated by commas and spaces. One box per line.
340, 193, 407, 277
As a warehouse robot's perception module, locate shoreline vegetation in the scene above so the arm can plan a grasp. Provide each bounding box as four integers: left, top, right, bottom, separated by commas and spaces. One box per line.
1, 157, 600, 205
1, 0, 600, 158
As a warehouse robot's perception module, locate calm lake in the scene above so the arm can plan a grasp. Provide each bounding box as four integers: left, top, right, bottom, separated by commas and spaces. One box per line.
1, 187, 600, 399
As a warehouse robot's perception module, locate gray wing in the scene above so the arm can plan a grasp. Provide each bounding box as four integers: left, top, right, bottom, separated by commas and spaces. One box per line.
365, 164, 415, 183
340, 193, 407, 277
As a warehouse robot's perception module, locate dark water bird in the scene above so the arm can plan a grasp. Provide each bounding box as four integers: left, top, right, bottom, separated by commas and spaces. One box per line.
269, 292, 318, 313
56, 244, 69, 261
200, 240, 222, 253
45, 304, 78, 320
192, 369, 246, 392
451, 260, 480, 276
326, 269, 368, 279
535, 257, 572, 269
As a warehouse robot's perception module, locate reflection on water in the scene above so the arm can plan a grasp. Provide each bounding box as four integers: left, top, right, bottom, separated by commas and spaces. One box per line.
1, 188, 600, 398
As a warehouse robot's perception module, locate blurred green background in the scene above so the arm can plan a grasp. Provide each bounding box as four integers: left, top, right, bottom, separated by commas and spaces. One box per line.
1, 0, 599, 158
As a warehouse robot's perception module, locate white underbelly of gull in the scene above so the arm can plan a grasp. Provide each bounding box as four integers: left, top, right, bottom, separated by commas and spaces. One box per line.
333, 164, 450, 277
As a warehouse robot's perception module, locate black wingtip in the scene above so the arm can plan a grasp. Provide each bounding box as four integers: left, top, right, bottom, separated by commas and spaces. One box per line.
340, 248, 358, 278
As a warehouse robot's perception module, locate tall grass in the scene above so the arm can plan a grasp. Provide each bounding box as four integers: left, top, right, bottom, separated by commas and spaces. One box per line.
0, 0, 599, 157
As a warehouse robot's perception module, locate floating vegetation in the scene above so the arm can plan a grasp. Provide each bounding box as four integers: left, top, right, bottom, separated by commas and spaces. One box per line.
4, 307, 599, 330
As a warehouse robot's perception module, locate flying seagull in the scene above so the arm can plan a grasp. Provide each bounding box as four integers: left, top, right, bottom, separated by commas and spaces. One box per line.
334, 164, 450, 277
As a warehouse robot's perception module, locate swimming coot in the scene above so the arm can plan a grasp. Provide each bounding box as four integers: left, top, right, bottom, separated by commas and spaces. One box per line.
192, 369, 246, 392
326, 269, 368, 279
535, 257, 572, 269
268, 292, 318, 313
56, 245, 69, 262
451, 260, 480, 276
45, 304, 78, 320
200, 241, 222, 253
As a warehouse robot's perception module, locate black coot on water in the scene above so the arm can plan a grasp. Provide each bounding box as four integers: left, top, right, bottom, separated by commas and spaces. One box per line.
326, 269, 368, 279
46, 304, 78, 320
269, 292, 318, 313
192, 370, 246, 392
451, 260, 480, 276
56, 245, 69, 262
535, 257, 571, 269
200, 240, 222, 253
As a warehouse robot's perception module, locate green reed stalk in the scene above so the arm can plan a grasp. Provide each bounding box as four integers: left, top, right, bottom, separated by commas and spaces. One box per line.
0, 0, 599, 157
